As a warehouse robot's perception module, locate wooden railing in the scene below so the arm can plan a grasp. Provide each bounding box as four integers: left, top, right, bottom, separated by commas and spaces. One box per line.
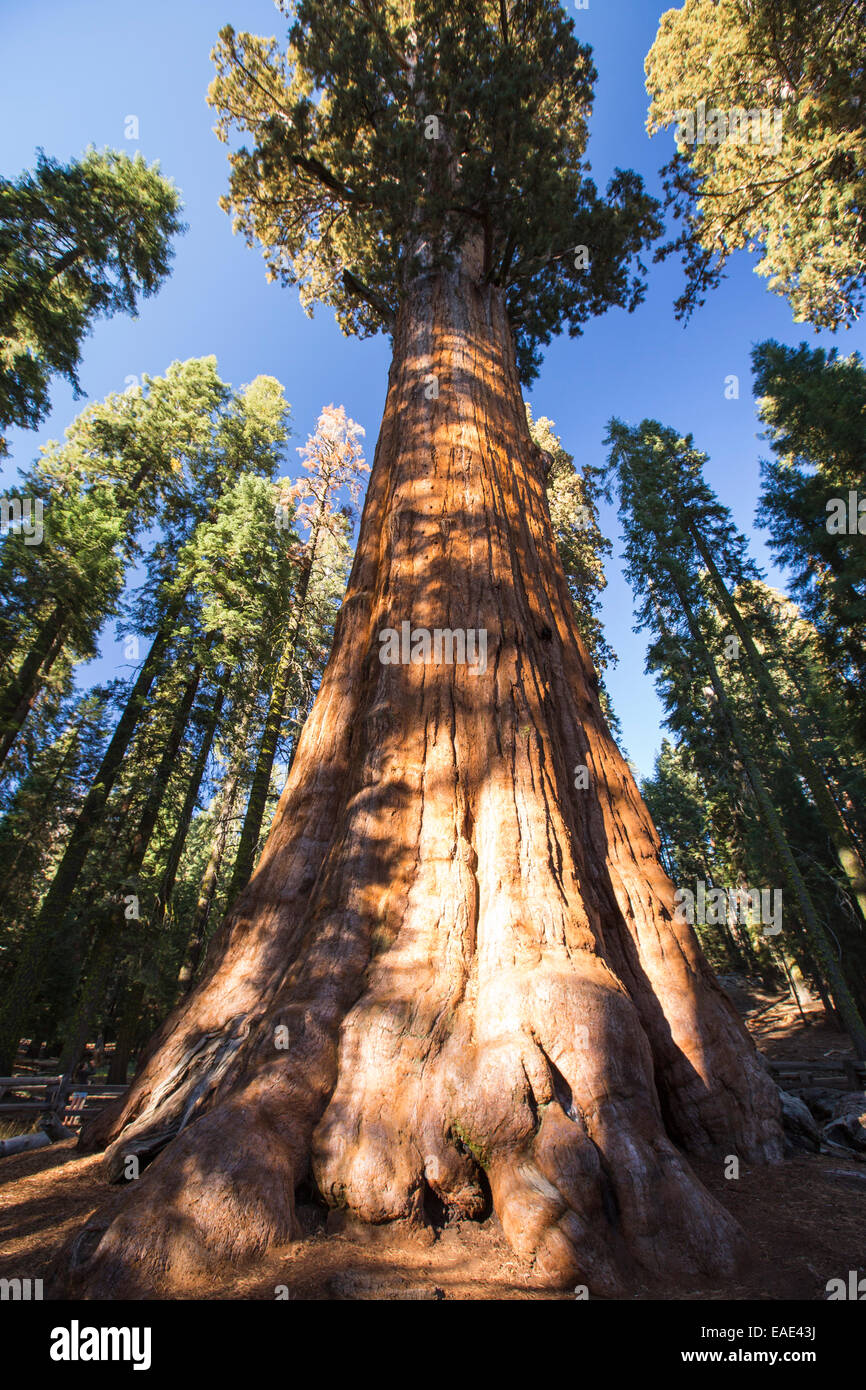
0, 1074, 127, 1154
767, 1058, 866, 1091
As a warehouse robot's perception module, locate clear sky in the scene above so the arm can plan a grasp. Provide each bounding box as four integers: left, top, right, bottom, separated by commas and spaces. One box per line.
2, 0, 863, 778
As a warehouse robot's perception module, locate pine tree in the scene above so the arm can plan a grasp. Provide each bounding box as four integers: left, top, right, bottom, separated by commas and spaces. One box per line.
752, 339, 866, 737
0, 686, 116, 1002
0, 148, 184, 452
82, 443, 354, 1078
0, 467, 125, 764
226, 405, 366, 901
0, 357, 235, 768
641, 740, 762, 975
606, 416, 866, 1055
0, 367, 291, 1072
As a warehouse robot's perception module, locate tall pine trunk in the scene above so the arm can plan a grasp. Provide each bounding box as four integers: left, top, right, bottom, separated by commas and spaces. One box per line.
58, 657, 205, 1074
176, 702, 253, 994
0, 596, 184, 1073
0, 605, 67, 766
70, 255, 782, 1297
225, 544, 318, 902
150, 682, 228, 938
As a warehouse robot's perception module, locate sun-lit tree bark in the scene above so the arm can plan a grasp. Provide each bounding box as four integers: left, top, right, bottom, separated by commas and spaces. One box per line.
72, 237, 782, 1297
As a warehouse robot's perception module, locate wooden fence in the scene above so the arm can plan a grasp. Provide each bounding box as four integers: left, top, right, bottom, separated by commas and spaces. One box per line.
767, 1058, 865, 1091
1, 1060, 860, 1158
0, 1074, 126, 1155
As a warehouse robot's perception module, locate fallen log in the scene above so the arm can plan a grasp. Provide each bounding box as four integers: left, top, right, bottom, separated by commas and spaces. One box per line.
0, 1131, 51, 1157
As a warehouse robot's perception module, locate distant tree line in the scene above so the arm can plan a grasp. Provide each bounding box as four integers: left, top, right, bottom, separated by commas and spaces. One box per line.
608, 341, 866, 1052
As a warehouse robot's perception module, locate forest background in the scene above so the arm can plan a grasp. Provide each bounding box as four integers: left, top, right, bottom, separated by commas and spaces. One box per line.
5, 0, 862, 780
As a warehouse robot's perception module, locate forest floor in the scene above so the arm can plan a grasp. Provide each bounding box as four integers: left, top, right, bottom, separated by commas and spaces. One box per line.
1, 979, 864, 1301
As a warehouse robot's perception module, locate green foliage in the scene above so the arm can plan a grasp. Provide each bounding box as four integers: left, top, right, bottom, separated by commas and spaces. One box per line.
0, 365, 363, 1064
752, 339, 866, 732
0, 476, 126, 678
530, 407, 614, 671
642, 739, 713, 886
641, 739, 761, 973
0, 148, 184, 450
0, 360, 300, 1064
528, 406, 620, 734
604, 417, 756, 610
0, 359, 292, 771
0, 686, 117, 997
208, 0, 660, 380
185, 471, 297, 651
607, 416, 866, 1003
645, 0, 866, 325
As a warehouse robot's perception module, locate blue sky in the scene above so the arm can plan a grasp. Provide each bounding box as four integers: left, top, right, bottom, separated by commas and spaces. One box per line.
2, 0, 863, 778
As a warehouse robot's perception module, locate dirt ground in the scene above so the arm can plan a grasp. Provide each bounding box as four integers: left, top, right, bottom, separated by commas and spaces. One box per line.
718, 973, 856, 1064
2, 981, 864, 1301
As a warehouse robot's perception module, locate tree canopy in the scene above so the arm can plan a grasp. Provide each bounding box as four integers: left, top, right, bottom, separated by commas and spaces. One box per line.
208, 0, 661, 380
0, 147, 184, 451
752, 338, 866, 729
645, 0, 866, 326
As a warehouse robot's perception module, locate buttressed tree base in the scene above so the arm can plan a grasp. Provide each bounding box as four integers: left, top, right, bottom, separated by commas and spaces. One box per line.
69, 229, 782, 1298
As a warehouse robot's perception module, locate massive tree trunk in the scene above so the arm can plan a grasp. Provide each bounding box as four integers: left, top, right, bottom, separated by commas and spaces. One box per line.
69, 255, 782, 1298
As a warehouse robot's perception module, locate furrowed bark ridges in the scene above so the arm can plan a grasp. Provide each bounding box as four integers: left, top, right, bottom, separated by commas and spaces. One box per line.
68, 260, 781, 1298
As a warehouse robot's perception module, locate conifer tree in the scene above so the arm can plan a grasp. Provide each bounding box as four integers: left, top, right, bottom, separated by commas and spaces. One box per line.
37, 433, 352, 1078
226, 405, 366, 900
0, 367, 291, 1072
645, 0, 866, 325
0, 469, 125, 764
606, 417, 866, 1055
641, 740, 763, 976
0, 686, 116, 1002
70, 2, 780, 1300
528, 406, 620, 734
0, 357, 234, 767
752, 339, 866, 737
0, 148, 183, 452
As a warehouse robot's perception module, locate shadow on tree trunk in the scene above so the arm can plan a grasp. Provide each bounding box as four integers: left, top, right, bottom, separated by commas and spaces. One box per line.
64, 263, 782, 1299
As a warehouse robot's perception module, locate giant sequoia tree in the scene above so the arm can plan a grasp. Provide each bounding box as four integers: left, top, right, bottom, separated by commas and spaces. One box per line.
70, 1, 782, 1298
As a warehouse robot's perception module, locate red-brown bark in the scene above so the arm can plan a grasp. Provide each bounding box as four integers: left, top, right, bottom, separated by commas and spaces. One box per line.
68, 255, 782, 1298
